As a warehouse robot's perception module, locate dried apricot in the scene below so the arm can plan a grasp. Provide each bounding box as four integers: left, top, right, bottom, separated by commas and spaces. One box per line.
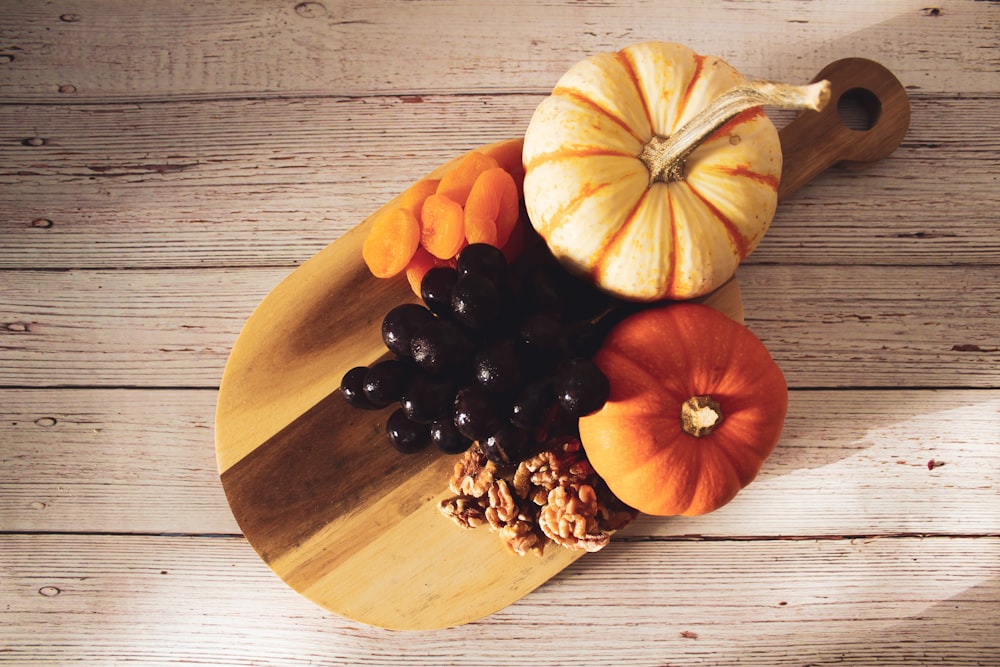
420, 193, 466, 259
399, 179, 440, 220
483, 139, 525, 198
469, 167, 520, 248
362, 207, 421, 278
436, 151, 500, 206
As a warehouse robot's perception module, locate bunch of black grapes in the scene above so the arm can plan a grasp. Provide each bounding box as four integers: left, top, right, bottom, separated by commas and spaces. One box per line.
340, 243, 625, 465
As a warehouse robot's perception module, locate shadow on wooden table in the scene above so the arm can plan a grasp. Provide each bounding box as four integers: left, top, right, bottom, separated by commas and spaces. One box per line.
803, 574, 1000, 665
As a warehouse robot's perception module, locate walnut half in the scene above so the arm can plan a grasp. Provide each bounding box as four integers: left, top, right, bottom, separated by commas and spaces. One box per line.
438, 495, 488, 529
512, 436, 593, 504
448, 444, 497, 498
538, 483, 610, 552
486, 479, 548, 557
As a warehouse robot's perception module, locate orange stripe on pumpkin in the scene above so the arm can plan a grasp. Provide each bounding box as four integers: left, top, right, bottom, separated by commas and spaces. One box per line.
717, 163, 779, 190
543, 180, 614, 238
614, 49, 653, 137
711, 107, 766, 138
675, 54, 706, 132
523, 146, 631, 172
665, 188, 679, 296
686, 183, 751, 260
551, 86, 646, 145
592, 187, 651, 283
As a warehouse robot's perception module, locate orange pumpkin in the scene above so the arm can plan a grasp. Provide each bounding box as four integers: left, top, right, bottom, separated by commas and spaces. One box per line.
577, 302, 788, 516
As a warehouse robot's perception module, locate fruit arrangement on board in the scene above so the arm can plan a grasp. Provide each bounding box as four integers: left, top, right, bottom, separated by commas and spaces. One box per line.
342, 41, 826, 556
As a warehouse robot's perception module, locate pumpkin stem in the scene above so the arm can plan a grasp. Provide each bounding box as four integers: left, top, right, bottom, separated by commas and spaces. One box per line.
681, 395, 724, 438
639, 79, 831, 185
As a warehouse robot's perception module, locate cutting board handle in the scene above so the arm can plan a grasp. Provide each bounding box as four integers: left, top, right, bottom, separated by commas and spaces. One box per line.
777, 57, 911, 202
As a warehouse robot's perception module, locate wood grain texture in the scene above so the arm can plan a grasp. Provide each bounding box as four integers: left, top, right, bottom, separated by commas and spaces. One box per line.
2, 534, 997, 665
1, 0, 997, 102
0, 388, 239, 535
2, 0, 998, 661
2, 388, 995, 537
2, 95, 997, 269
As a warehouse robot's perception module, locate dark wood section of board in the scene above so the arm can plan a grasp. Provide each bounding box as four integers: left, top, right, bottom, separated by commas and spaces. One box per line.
220, 389, 440, 563
777, 58, 910, 202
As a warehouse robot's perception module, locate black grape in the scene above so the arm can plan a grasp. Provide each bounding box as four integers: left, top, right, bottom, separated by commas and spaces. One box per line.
510, 377, 555, 431
400, 373, 455, 423
382, 303, 435, 358
362, 359, 411, 408
451, 273, 503, 332
473, 338, 521, 394
410, 319, 474, 376
430, 418, 474, 455
453, 385, 505, 441
456, 243, 507, 284
553, 358, 610, 417
386, 408, 431, 454
480, 423, 532, 465
340, 366, 379, 410
420, 266, 459, 318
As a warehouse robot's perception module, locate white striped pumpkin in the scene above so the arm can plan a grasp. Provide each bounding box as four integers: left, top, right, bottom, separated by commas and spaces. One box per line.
522, 42, 784, 301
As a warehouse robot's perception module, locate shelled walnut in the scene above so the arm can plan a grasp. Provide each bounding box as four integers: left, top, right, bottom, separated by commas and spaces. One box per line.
448, 444, 497, 498
438, 436, 637, 556
484, 479, 547, 557
439, 495, 487, 529
537, 483, 609, 552
513, 437, 593, 504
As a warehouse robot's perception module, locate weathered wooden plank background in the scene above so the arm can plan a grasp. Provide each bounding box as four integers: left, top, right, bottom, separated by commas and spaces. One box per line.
1, 0, 998, 664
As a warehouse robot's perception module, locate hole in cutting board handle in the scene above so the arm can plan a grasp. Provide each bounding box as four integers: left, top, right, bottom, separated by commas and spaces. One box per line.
837, 87, 882, 131
775, 58, 910, 201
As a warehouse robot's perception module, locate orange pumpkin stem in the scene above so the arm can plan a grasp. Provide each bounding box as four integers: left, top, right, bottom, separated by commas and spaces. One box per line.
640, 79, 831, 185
680, 395, 724, 438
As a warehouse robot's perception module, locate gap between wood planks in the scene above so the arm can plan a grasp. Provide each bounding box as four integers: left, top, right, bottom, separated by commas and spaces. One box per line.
3, 530, 997, 541
3, 261, 999, 272
1, 385, 997, 394
1, 89, 997, 108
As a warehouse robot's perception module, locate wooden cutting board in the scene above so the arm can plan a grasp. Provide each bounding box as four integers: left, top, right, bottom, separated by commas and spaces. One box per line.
215, 57, 909, 631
